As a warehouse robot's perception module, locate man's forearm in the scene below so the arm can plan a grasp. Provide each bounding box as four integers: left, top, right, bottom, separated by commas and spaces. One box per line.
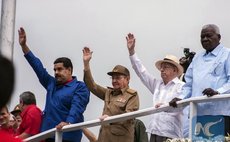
21, 44, 30, 54
17, 132, 31, 139
84, 62, 90, 71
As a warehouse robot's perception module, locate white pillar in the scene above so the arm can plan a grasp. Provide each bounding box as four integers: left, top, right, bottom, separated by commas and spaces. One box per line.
189, 102, 197, 140
0, 0, 16, 60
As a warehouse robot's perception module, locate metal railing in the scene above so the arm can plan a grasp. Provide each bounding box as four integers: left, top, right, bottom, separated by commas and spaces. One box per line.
24, 94, 230, 142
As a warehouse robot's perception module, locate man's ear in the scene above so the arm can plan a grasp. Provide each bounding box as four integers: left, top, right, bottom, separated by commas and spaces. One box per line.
20, 100, 24, 107
174, 67, 178, 73
218, 34, 221, 40
67, 67, 72, 74
126, 76, 130, 82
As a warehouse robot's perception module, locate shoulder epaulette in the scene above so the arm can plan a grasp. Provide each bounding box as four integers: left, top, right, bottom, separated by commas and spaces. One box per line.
126, 88, 137, 95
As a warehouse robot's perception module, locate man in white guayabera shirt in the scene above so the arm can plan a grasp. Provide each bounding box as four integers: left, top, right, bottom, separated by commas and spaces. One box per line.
125, 33, 185, 142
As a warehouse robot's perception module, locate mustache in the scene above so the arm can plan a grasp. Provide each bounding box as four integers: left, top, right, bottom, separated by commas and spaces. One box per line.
55, 74, 61, 78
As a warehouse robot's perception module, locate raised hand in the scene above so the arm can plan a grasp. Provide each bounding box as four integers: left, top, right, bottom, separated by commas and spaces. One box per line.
18, 27, 27, 47
126, 33, 136, 56
82, 47, 93, 63
18, 27, 30, 54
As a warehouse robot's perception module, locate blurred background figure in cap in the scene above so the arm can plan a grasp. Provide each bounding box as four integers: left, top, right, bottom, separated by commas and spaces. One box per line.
11, 104, 22, 128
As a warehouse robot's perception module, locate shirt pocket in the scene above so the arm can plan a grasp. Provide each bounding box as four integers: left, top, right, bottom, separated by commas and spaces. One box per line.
114, 100, 127, 111
211, 62, 224, 76
110, 124, 127, 136
111, 100, 127, 115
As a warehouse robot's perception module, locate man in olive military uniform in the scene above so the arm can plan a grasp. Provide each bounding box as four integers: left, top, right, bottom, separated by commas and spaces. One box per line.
83, 47, 139, 142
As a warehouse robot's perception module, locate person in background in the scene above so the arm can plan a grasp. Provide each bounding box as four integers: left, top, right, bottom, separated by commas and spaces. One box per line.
134, 119, 148, 142
9, 114, 18, 130
0, 106, 18, 135
0, 55, 22, 142
11, 104, 22, 128
126, 33, 185, 142
169, 24, 230, 136
178, 48, 195, 138
18, 27, 90, 142
179, 48, 196, 82
83, 47, 139, 142
16, 91, 42, 139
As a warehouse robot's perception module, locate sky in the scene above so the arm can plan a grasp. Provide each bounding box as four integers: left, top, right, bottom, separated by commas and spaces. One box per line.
1, 0, 230, 141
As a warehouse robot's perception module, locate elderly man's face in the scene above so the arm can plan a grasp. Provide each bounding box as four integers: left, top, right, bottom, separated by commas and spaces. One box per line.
111, 74, 129, 90
160, 62, 178, 84
200, 27, 220, 51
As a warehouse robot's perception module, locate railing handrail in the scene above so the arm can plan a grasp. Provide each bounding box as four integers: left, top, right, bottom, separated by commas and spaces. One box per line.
24, 93, 230, 142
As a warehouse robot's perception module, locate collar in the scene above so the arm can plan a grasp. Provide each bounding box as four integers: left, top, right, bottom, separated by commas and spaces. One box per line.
56, 76, 77, 87
121, 86, 129, 94
64, 78, 73, 85
203, 44, 223, 57
161, 77, 181, 86
171, 77, 182, 84
108, 86, 129, 96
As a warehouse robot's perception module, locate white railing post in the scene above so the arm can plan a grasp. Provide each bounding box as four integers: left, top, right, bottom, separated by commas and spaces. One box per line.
0, 0, 16, 59
189, 102, 197, 140
55, 130, 63, 142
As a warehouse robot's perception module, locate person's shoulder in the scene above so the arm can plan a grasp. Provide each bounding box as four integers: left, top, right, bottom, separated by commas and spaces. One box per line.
126, 88, 137, 95
219, 46, 230, 60
73, 78, 87, 86
27, 105, 42, 114
76, 80, 86, 85
73, 79, 90, 92
194, 51, 204, 58
173, 77, 184, 85
222, 46, 230, 52
189, 52, 203, 63
134, 119, 144, 124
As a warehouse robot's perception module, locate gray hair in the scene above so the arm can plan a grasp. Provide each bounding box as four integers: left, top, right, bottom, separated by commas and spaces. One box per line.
202, 24, 220, 34
19, 91, 36, 105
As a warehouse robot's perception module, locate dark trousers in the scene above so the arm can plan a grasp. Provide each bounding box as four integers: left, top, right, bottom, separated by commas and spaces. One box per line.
225, 116, 230, 136
150, 134, 170, 142
45, 138, 73, 142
